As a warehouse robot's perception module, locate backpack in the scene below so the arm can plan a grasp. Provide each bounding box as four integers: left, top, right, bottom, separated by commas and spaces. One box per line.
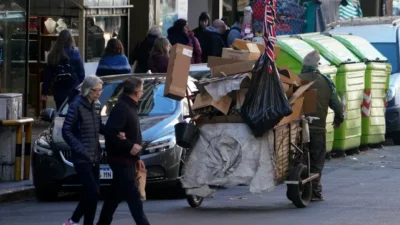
53, 50, 78, 88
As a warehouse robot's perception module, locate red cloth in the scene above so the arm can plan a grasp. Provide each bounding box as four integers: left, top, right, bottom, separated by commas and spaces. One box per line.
262, 0, 277, 71
188, 32, 203, 64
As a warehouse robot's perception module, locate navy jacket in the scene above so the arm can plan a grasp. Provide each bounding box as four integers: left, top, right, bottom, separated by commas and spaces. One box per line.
96, 54, 132, 76
42, 47, 85, 96
105, 95, 142, 164
62, 95, 105, 164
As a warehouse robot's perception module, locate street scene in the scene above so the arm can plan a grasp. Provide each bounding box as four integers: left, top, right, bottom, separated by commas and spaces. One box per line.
1, 0, 400, 225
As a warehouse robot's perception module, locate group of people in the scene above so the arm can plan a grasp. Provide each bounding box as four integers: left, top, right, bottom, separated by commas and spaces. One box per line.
38, 11, 344, 225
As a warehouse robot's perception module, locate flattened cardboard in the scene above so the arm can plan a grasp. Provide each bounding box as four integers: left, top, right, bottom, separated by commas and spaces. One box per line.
195, 115, 244, 124
275, 97, 304, 127
288, 81, 315, 104
207, 56, 243, 68
211, 60, 255, 77
192, 94, 232, 115
222, 48, 260, 61
232, 39, 265, 52
303, 89, 317, 114
164, 44, 193, 100
236, 88, 248, 109
279, 66, 301, 86
280, 74, 296, 85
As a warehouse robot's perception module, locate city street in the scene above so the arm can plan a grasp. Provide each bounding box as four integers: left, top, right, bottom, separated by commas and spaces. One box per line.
1, 145, 400, 225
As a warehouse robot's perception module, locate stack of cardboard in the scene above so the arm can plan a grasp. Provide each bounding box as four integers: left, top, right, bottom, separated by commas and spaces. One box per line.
163, 40, 316, 128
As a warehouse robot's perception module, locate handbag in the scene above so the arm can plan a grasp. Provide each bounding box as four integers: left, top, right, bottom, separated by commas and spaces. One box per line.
136, 160, 147, 201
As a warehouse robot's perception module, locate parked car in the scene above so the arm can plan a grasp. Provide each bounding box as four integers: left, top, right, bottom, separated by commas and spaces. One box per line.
328, 17, 400, 144
32, 72, 203, 200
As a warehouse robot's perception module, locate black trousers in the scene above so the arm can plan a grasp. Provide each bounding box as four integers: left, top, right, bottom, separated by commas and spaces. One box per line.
71, 163, 100, 225
97, 164, 150, 225
309, 130, 326, 197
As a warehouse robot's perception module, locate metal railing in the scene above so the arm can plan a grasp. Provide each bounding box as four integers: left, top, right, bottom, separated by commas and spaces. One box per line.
0, 118, 35, 181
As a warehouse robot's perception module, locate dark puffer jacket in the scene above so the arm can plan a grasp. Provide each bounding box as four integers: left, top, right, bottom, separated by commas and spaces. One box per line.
62, 95, 105, 164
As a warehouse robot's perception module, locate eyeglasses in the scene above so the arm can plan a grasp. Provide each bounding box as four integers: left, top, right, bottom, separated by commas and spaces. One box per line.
91, 88, 103, 93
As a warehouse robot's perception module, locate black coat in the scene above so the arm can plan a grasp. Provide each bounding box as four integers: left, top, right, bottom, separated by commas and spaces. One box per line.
201, 29, 226, 63
62, 95, 104, 164
105, 94, 142, 164
132, 34, 158, 73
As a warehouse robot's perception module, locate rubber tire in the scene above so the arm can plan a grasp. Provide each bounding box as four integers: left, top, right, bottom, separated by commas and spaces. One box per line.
35, 187, 59, 201
286, 164, 312, 208
186, 195, 204, 208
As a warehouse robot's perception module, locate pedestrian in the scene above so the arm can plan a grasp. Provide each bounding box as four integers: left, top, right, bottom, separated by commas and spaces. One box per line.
202, 19, 227, 62
148, 37, 171, 73
96, 39, 131, 76
227, 15, 244, 47
97, 77, 150, 225
193, 12, 210, 40
41, 29, 85, 111
62, 75, 105, 225
131, 26, 162, 73
167, 18, 202, 64
298, 50, 345, 201
221, 17, 231, 46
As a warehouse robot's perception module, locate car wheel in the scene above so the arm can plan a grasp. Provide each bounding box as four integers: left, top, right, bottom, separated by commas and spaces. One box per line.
35, 187, 59, 201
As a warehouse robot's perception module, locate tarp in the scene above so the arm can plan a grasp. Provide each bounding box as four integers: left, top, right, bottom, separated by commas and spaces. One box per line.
181, 123, 276, 197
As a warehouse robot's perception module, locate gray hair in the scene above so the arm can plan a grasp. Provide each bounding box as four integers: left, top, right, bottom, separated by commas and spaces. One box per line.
148, 26, 162, 37
81, 75, 103, 97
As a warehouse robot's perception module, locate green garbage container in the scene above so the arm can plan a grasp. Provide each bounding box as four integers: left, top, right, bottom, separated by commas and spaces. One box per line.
332, 34, 390, 147
298, 34, 366, 153
276, 37, 337, 153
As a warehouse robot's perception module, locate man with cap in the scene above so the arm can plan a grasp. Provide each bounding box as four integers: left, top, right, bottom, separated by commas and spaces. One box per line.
298, 50, 345, 201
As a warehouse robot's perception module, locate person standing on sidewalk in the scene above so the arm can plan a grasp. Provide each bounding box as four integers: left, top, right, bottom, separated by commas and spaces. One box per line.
62, 75, 105, 225
41, 29, 85, 111
298, 50, 345, 201
97, 77, 150, 225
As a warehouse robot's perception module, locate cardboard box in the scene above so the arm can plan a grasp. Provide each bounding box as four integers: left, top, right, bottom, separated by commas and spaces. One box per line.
236, 88, 248, 109
164, 44, 193, 100
231, 39, 265, 53
207, 56, 244, 67
303, 89, 317, 114
192, 93, 232, 115
276, 97, 304, 127
211, 60, 255, 77
195, 115, 244, 124
279, 66, 301, 86
222, 48, 260, 61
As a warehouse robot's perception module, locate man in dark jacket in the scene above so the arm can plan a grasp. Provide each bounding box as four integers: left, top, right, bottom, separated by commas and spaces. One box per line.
97, 77, 150, 225
298, 50, 345, 201
193, 12, 210, 41
201, 19, 227, 63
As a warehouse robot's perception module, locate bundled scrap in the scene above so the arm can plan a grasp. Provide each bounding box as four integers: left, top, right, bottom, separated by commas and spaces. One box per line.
163, 39, 317, 136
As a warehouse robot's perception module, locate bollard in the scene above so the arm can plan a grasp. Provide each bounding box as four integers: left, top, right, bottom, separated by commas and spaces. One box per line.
24, 123, 32, 180
0, 118, 34, 181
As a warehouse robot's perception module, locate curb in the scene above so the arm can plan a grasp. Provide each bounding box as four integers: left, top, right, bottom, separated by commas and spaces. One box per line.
0, 186, 36, 204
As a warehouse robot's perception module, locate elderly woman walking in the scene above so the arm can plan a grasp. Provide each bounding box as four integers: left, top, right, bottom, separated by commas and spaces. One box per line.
62, 75, 106, 225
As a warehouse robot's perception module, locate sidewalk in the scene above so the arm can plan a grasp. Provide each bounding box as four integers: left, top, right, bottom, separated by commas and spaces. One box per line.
0, 123, 49, 203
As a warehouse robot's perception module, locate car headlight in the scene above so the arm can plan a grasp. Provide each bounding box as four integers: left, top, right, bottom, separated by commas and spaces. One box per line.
387, 88, 396, 102
33, 137, 53, 156
144, 135, 176, 155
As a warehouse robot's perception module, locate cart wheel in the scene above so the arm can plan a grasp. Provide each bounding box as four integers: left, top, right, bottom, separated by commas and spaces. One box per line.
186, 195, 204, 208
286, 164, 312, 208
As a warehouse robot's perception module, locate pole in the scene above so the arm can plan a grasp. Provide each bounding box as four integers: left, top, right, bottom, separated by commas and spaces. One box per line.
23, 0, 30, 117
24, 123, 32, 180
15, 125, 23, 181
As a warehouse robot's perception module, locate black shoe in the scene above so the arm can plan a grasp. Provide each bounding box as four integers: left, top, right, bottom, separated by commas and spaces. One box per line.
311, 195, 324, 202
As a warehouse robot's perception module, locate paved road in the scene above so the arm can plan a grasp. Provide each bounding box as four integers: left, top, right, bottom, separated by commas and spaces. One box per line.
1, 146, 400, 225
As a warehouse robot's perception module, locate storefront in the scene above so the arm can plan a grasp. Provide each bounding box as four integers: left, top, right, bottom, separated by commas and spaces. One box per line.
0, 0, 29, 114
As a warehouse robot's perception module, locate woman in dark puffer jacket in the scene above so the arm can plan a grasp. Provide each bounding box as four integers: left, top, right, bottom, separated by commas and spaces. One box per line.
62, 75, 115, 225
167, 19, 202, 64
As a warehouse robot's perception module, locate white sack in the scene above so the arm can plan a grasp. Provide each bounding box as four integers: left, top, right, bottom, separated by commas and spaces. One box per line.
181, 123, 276, 197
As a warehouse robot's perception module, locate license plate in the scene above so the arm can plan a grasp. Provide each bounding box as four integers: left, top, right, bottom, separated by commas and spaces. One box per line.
100, 165, 113, 179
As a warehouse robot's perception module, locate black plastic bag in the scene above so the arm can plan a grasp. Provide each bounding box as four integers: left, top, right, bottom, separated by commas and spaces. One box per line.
241, 53, 292, 137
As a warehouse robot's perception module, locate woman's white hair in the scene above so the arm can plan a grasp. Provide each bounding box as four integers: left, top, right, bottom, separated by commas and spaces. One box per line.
81, 75, 103, 97
148, 26, 162, 37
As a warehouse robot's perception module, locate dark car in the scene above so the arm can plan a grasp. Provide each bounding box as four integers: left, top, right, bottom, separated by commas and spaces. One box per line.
32, 75, 198, 200
328, 17, 400, 144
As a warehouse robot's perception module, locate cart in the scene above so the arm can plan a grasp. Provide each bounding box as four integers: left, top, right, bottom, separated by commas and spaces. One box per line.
182, 118, 320, 209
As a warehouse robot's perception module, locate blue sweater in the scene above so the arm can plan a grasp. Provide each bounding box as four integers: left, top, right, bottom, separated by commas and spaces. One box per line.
42, 47, 85, 96
96, 54, 132, 77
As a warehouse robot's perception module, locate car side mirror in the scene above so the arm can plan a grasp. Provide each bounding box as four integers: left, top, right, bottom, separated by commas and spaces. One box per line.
40, 108, 55, 122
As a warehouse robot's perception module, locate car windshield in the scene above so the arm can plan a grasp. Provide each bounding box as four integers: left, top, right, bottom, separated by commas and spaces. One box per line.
59, 79, 178, 117
371, 42, 399, 73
